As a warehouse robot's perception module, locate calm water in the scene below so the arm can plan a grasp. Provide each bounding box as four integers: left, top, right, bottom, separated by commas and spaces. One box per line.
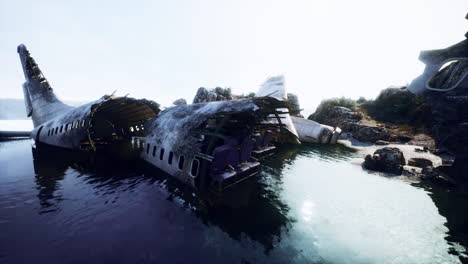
0, 121, 466, 264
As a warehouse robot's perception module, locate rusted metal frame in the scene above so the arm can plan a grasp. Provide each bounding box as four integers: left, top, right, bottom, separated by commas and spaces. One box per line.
273, 113, 284, 134
98, 102, 138, 115
94, 98, 128, 112
113, 107, 156, 121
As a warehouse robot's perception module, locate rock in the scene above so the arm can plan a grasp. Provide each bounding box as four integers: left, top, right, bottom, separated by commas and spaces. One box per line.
423, 68, 468, 185
375, 140, 389, 145
421, 166, 438, 179
193, 87, 234, 104
172, 98, 187, 106
308, 105, 388, 143
363, 147, 406, 174
352, 125, 389, 143
193, 87, 209, 103
388, 135, 411, 143
415, 147, 429, 153
407, 158, 433, 168
308, 106, 361, 130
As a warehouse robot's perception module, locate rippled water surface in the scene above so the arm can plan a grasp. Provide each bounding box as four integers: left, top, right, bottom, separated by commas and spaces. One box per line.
0, 123, 465, 263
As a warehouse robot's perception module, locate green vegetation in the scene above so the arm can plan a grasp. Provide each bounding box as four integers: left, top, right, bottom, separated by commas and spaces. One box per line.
362, 88, 430, 125
316, 97, 357, 111
246, 92, 256, 98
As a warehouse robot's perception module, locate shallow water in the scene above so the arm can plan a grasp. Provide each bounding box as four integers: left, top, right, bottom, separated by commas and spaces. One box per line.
0, 121, 465, 263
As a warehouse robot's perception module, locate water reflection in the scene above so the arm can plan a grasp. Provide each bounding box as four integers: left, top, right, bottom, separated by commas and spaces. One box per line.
31, 142, 295, 251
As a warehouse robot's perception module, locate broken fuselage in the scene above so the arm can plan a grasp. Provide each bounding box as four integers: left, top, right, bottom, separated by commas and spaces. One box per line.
18, 44, 160, 152
141, 97, 292, 192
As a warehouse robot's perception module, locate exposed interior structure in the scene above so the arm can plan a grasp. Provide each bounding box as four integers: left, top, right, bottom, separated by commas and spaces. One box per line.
86, 97, 161, 150
143, 97, 296, 191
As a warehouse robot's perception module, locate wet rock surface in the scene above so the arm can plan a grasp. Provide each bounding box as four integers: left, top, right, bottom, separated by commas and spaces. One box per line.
363, 147, 406, 174
407, 158, 433, 168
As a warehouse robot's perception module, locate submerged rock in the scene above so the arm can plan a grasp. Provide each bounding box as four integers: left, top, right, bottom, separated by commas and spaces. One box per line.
407, 158, 433, 168
363, 147, 406, 174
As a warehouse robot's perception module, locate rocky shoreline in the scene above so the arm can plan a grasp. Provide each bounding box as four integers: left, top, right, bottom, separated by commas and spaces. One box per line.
308, 87, 466, 193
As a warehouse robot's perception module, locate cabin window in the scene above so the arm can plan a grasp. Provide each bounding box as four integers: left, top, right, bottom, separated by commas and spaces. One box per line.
55, 127, 58, 134
130, 126, 134, 132
60, 125, 63, 133
81, 120, 86, 127
152, 146, 156, 157
146, 144, 150, 154
75, 121, 79, 128
65, 124, 69, 131
135, 126, 140, 131
190, 159, 200, 177
178, 155, 185, 171
160, 148, 165, 161
47, 130, 50, 136
168, 151, 173, 165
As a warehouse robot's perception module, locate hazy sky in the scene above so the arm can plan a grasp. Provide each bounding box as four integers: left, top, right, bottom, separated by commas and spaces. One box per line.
1, 0, 466, 115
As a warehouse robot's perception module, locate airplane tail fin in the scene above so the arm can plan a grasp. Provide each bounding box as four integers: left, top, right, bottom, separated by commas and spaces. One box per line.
17, 44, 73, 127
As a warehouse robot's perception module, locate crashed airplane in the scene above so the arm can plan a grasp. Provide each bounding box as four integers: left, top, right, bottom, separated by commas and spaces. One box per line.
16, 44, 298, 192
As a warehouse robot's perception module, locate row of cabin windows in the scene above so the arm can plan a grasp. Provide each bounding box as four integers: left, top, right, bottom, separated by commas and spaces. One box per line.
47, 120, 86, 137
146, 143, 199, 177
129, 124, 144, 133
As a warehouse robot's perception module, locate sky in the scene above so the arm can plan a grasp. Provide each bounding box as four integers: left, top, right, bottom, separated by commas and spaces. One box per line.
0, 0, 467, 116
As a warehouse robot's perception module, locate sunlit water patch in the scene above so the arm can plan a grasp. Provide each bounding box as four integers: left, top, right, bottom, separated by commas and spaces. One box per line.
269, 145, 460, 264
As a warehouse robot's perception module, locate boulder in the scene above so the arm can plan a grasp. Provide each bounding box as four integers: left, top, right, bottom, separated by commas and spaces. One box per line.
352, 125, 389, 143
193, 87, 233, 104
308, 106, 361, 129
407, 158, 433, 168
172, 98, 187, 106
193, 87, 209, 103
363, 147, 406, 174
375, 140, 390, 145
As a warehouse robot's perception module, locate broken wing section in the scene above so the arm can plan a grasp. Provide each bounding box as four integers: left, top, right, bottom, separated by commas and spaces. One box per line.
256, 76, 300, 143
257, 76, 341, 144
